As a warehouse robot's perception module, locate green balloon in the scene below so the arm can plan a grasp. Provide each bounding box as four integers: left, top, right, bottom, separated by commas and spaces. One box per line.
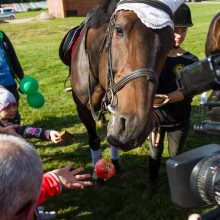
27, 92, 45, 108
20, 76, 39, 95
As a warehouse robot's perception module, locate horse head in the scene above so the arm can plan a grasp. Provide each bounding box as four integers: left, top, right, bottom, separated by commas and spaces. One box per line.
71, 0, 184, 151
97, 1, 176, 150
205, 12, 220, 56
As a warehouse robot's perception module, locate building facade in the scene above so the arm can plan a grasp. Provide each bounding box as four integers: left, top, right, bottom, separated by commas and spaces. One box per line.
47, 0, 101, 18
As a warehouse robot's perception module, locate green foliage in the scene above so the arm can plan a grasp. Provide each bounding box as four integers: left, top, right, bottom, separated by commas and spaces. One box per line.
1, 3, 220, 220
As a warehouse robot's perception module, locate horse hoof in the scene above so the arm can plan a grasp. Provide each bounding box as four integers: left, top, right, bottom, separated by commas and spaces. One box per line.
111, 159, 124, 174
92, 171, 105, 186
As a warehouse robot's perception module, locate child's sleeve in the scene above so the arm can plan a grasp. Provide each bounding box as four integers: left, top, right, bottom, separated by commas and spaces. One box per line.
37, 172, 62, 205
15, 125, 51, 140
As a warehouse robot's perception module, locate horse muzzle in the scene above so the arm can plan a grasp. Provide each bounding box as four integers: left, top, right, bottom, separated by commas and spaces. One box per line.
107, 111, 154, 151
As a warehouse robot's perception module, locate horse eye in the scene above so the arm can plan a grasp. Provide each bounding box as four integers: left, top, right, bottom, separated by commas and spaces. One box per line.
115, 26, 124, 37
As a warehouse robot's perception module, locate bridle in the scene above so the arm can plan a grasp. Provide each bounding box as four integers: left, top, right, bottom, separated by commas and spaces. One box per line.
88, 0, 173, 121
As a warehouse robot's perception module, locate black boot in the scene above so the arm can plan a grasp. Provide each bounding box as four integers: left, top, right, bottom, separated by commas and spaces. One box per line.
111, 159, 123, 174
142, 157, 160, 200
141, 180, 158, 201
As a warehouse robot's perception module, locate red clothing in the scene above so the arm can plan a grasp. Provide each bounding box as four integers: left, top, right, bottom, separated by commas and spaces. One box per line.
37, 172, 62, 205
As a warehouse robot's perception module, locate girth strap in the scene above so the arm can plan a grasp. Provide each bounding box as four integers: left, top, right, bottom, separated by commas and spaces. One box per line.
117, 0, 173, 21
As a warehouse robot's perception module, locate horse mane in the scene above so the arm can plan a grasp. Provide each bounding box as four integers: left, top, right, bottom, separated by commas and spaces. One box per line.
88, 0, 119, 28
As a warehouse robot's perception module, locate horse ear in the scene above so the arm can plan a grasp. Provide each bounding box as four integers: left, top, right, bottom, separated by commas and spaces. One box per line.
205, 13, 220, 56
213, 17, 220, 52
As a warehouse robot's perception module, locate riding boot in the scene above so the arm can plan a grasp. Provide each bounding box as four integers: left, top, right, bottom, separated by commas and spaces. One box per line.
142, 157, 160, 200
92, 171, 105, 186
141, 179, 158, 201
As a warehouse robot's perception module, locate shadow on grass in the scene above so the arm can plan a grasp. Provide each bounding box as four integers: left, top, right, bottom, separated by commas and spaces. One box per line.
30, 114, 81, 130
43, 152, 204, 220
34, 105, 219, 219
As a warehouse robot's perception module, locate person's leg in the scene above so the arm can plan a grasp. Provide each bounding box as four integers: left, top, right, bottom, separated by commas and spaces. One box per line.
142, 128, 166, 200
148, 128, 166, 181
167, 119, 190, 157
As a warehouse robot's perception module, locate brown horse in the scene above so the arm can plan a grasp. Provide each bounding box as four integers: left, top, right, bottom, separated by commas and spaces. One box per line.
70, 0, 181, 153
205, 12, 220, 56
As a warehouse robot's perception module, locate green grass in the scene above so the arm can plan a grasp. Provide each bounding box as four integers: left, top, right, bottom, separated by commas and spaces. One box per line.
2, 4, 220, 220
15, 9, 48, 18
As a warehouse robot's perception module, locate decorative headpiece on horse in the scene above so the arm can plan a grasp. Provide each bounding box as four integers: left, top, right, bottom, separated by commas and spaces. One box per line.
116, 0, 185, 29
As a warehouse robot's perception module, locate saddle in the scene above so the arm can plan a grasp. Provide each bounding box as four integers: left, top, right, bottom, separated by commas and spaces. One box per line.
59, 21, 85, 66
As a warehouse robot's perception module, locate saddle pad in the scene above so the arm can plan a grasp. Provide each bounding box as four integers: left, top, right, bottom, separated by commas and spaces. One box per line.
59, 21, 85, 66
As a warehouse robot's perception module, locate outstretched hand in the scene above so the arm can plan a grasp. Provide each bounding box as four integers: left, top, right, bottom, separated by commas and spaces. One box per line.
50, 130, 63, 144
51, 162, 93, 189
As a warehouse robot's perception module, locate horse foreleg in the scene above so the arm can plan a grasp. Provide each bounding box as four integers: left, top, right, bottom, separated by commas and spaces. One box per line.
72, 93, 100, 161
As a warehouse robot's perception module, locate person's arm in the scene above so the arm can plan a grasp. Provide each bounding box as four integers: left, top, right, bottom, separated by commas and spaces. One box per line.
1, 31, 24, 80
37, 172, 62, 205
0, 124, 21, 137
16, 125, 51, 140
153, 90, 185, 108
167, 89, 185, 103
37, 162, 93, 205
16, 126, 63, 143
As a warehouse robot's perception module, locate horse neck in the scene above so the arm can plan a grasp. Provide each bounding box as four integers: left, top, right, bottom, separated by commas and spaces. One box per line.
86, 24, 109, 79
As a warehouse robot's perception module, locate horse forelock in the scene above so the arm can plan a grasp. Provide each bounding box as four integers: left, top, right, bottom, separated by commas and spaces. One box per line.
88, 0, 119, 29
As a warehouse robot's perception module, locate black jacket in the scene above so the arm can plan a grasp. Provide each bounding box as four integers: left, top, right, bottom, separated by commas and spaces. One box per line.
155, 52, 199, 127
0, 30, 24, 82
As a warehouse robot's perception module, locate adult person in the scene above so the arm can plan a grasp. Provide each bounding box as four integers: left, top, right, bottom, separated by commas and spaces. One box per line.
0, 30, 24, 122
142, 3, 199, 200
0, 30, 24, 104
0, 134, 93, 220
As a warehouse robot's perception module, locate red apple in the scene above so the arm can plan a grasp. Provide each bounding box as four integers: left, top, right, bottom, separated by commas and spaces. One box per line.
95, 159, 115, 179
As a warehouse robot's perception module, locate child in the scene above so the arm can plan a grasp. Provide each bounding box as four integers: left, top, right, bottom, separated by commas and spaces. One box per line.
143, 3, 199, 200
0, 86, 62, 143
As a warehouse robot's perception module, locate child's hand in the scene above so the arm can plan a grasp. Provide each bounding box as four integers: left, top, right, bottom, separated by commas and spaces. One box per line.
50, 130, 63, 144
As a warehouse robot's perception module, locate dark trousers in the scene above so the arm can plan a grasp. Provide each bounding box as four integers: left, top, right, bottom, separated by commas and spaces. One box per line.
148, 119, 190, 181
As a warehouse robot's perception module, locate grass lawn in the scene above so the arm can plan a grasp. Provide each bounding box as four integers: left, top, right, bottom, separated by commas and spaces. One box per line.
1, 3, 220, 220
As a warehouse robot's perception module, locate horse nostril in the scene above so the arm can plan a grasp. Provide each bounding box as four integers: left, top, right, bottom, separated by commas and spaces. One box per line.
119, 116, 126, 131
